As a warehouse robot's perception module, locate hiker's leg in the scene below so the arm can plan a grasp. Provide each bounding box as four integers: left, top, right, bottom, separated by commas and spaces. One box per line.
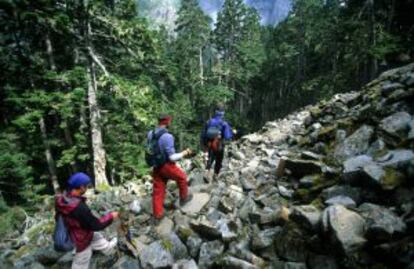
152, 169, 166, 219
206, 147, 215, 170
214, 148, 224, 175
160, 162, 188, 200
72, 245, 92, 269
91, 232, 117, 256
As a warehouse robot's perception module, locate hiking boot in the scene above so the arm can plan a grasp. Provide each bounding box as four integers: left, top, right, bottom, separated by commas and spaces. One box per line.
152, 216, 164, 226
179, 193, 193, 207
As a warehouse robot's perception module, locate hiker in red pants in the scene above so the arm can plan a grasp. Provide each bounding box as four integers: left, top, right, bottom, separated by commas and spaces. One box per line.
146, 114, 193, 224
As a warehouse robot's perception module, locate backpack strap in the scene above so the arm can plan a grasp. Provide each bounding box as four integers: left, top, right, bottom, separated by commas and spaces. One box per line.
152, 128, 168, 141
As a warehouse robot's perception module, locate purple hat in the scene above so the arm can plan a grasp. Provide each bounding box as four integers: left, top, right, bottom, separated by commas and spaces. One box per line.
68, 172, 91, 190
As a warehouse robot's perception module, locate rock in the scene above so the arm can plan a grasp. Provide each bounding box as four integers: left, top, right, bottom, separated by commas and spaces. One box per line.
190, 219, 221, 239
322, 205, 366, 254
228, 240, 266, 267
342, 155, 375, 184
239, 197, 258, 222
367, 139, 387, 156
334, 125, 374, 162
180, 193, 210, 215
172, 259, 198, 269
321, 185, 362, 205
111, 256, 141, 269
299, 174, 320, 188
335, 129, 347, 143
358, 203, 406, 242
379, 111, 411, 137
189, 171, 206, 186
217, 219, 238, 242
377, 149, 414, 169
408, 119, 414, 139
168, 233, 189, 260
301, 151, 323, 161
140, 241, 174, 269
129, 200, 141, 214
186, 234, 202, 258
251, 227, 282, 250
363, 162, 385, 179
324, 195, 356, 207
155, 217, 174, 237
220, 256, 257, 269
198, 240, 224, 269
219, 196, 235, 214
307, 255, 338, 269
272, 261, 307, 269
381, 82, 404, 96
284, 159, 323, 178
274, 224, 309, 262
278, 185, 294, 198
33, 246, 64, 265
249, 206, 289, 226
290, 205, 321, 231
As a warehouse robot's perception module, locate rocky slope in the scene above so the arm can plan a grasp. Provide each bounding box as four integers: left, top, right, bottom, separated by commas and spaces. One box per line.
1, 63, 414, 268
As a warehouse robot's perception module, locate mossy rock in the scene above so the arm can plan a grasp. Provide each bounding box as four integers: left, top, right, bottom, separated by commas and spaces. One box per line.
381, 167, 405, 190
95, 183, 111, 192
161, 239, 173, 252
310, 198, 324, 209
177, 226, 193, 242
317, 124, 338, 142
14, 244, 33, 260
298, 136, 311, 146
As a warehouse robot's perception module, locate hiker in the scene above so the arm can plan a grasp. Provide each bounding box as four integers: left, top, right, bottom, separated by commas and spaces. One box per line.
201, 104, 233, 181
55, 172, 119, 269
147, 114, 193, 223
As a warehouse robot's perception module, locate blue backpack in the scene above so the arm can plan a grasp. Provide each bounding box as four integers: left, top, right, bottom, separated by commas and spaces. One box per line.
145, 129, 168, 167
53, 214, 74, 252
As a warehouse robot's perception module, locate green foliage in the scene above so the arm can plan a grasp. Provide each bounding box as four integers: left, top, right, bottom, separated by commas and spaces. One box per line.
0, 207, 27, 238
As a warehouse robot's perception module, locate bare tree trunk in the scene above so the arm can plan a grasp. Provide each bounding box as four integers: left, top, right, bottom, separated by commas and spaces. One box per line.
39, 117, 60, 192
87, 61, 109, 188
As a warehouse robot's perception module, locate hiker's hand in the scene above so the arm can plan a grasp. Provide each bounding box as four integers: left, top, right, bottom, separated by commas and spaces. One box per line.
111, 211, 120, 220
183, 148, 192, 157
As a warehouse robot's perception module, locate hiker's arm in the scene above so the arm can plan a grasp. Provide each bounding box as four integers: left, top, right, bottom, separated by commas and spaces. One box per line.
71, 202, 113, 231
223, 122, 233, 140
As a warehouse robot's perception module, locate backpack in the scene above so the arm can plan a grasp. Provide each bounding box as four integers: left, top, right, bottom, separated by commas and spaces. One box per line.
203, 121, 223, 152
53, 214, 74, 252
145, 129, 168, 167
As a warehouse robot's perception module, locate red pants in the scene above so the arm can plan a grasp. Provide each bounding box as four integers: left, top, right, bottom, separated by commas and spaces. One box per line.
152, 162, 188, 218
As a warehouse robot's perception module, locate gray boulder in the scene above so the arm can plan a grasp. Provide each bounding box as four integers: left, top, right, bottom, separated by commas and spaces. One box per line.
198, 240, 224, 269
322, 205, 366, 254
140, 241, 174, 269
111, 256, 141, 269
325, 195, 356, 207
239, 197, 258, 222
251, 227, 282, 250
358, 203, 406, 241
307, 255, 338, 269
168, 233, 189, 260
220, 256, 257, 269
290, 205, 321, 231
377, 149, 414, 169
274, 225, 308, 262
379, 111, 411, 137
284, 159, 323, 178
172, 259, 198, 269
342, 155, 374, 184
334, 125, 374, 161
186, 234, 202, 258
321, 185, 362, 204
190, 219, 221, 240
408, 119, 414, 139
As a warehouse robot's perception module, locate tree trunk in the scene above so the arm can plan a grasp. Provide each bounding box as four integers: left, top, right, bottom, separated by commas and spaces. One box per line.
39, 117, 60, 192
87, 61, 109, 188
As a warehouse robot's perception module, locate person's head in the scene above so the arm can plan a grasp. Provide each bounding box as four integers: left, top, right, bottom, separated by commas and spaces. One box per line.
214, 103, 225, 118
68, 172, 92, 195
158, 114, 172, 127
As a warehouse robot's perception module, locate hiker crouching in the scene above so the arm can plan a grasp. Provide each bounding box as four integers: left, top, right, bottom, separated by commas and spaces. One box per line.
55, 172, 119, 269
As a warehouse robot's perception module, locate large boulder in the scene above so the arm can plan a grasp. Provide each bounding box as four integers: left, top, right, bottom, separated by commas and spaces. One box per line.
251, 227, 282, 250
358, 203, 406, 242
198, 240, 224, 269
180, 193, 210, 215
290, 205, 321, 232
379, 111, 411, 138
172, 259, 198, 269
111, 256, 141, 269
274, 224, 309, 262
139, 241, 174, 269
334, 125, 374, 162
322, 205, 366, 254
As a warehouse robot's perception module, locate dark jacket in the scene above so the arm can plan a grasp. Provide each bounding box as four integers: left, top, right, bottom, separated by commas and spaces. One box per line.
55, 192, 113, 252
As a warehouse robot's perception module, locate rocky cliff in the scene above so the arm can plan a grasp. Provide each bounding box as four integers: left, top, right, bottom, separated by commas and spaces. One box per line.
1, 63, 413, 268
